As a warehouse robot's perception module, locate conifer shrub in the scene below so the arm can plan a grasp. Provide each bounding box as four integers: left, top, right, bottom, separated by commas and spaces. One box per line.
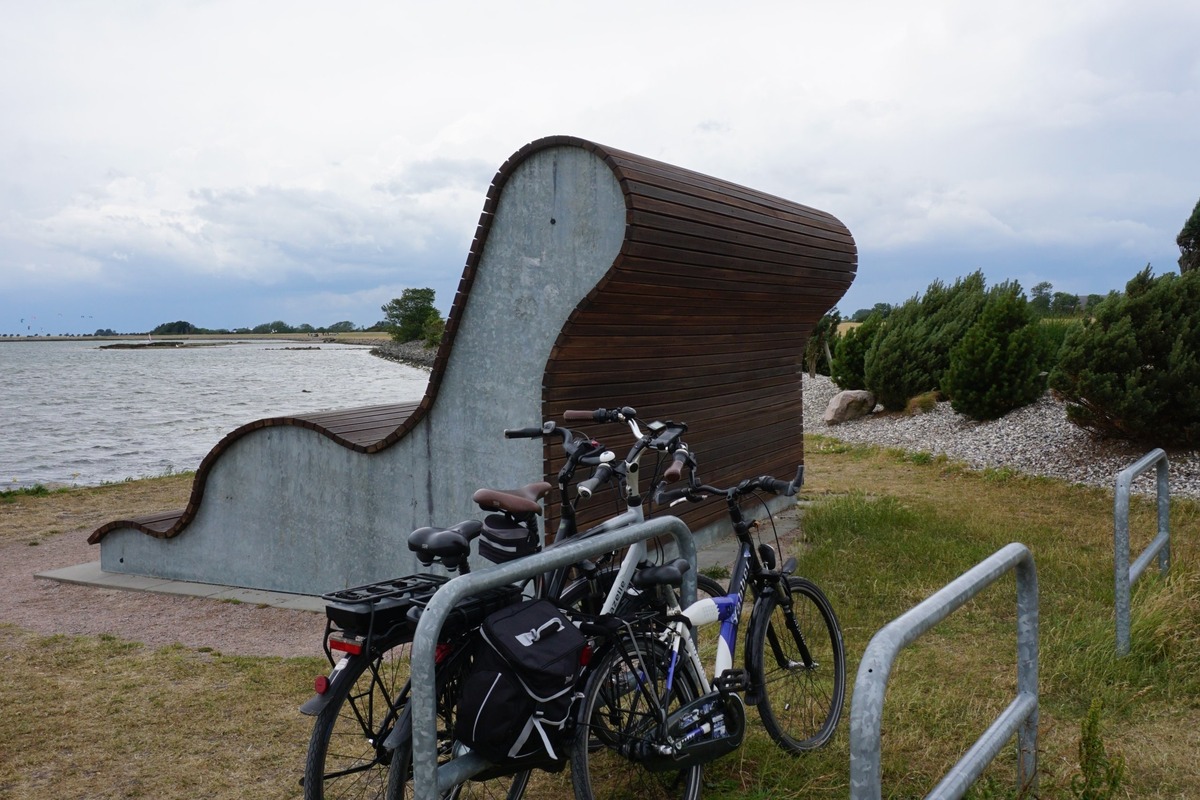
864, 271, 989, 410
830, 312, 882, 390
943, 286, 1045, 421
1049, 266, 1200, 445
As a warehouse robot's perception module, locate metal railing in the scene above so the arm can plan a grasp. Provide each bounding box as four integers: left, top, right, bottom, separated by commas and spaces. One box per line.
849, 542, 1039, 800
407, 512, 697, 800
1114, 448, 1171, 657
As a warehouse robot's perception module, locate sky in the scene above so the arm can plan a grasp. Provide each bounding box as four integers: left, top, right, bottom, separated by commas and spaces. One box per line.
2, 0, 1198, 336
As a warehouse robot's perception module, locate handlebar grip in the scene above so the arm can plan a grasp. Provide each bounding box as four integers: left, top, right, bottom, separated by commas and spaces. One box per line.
663, 449, 688, 482
504, 426, 544, 439
762, 476, 793, 496
577, 463, 614, 499
563, 409, 595, 421
654, 483, 693, 506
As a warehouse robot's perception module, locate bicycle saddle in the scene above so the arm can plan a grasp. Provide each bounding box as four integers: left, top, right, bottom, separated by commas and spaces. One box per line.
472, 481, 552, 515
632, 558, 692, 589
407, 519, 484, 568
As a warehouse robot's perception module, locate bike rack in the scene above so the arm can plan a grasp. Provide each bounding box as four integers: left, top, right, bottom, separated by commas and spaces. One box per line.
407, 512, 697, 800
849, 542, 1039, 800
1114, 448, 1170, 657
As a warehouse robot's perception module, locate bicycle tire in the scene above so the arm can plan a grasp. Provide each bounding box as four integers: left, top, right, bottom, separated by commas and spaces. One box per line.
746, 576, 846, 752
304, 641, 412, 800
570, 632, 703, 800
385, 642, 533, 800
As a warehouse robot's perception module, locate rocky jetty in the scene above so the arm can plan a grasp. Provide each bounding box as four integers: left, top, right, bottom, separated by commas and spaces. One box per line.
367, 339, 437, 370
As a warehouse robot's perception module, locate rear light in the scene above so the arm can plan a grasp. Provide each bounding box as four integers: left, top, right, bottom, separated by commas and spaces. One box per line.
329, 633, 364, 656
579, 643, 593, 666
434, 643, 453, 664
314, 675, 331, 694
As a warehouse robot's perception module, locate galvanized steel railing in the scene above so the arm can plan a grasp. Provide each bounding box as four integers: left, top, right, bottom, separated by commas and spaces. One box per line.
1114, 448, 1171, 657
407, 512, 697, 800
849, 542, 1039, 800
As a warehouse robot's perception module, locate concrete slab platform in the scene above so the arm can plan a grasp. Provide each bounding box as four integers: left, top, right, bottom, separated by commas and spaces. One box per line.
36, 561, 324, 613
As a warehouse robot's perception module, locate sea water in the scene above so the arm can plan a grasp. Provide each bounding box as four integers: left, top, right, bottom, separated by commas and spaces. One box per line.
0, 340, 428, 489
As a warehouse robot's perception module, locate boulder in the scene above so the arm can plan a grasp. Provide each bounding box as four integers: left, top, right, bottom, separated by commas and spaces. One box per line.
823, 390, 877, 425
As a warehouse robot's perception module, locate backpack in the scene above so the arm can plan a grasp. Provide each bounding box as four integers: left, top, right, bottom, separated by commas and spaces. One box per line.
454, 599, 586, 763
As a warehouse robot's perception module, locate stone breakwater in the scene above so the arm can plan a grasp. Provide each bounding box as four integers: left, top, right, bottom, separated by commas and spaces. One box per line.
802, 374, 1200, 501
366, 340, 436, 370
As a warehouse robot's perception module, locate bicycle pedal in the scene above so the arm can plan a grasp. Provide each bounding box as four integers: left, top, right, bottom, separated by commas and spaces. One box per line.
714, 668, 749, 694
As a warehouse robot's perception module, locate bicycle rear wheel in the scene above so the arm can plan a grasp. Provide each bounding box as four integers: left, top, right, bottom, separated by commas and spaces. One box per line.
571, 634, 703, 800
747, 576, 845, 752
385, 643, 532, 800
304, 641, 412, 800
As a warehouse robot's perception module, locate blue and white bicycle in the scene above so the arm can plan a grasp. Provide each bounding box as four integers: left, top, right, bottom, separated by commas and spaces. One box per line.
570, 444, 846, 800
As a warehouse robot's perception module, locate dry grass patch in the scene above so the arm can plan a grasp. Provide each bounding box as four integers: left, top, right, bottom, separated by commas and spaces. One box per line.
0, 626, 320, 799
0, 473, 192, 543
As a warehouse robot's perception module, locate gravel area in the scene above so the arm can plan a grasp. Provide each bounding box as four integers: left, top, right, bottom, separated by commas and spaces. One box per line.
803, 374, 1200, 500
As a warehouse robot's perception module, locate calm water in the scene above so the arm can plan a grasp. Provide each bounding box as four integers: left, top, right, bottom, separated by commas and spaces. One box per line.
0, 340, 428, 489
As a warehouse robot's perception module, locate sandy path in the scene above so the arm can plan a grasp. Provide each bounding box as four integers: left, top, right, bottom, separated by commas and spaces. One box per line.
1, 526, 327, 659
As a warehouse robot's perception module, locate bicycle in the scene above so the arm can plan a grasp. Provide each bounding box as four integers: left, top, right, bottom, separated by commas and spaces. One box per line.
384, 408, 725, 800
300, 407, 719, 800
569, 447, 847, 800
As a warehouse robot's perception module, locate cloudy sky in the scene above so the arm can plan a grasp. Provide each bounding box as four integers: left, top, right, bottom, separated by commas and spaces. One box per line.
2, 1, 1197, 335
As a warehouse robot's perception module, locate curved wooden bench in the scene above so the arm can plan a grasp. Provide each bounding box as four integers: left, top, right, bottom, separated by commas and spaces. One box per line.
90, 136, 855, 595
87, 403, 419, 543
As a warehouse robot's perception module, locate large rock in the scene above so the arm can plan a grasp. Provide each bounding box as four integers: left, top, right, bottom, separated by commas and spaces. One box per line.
823, 390, 876, 425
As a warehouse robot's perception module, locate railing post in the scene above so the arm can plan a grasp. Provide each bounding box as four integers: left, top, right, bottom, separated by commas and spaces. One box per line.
1113, 449, 1170, 657
408, 514, 696, 800
849, 543, 1038, 800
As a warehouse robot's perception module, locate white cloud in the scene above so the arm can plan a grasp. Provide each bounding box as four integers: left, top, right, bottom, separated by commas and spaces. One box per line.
1, 0, 1198, 331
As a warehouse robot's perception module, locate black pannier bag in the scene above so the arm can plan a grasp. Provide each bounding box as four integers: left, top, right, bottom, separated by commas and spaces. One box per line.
478, 514, 540, 564
455, 599, 586, 763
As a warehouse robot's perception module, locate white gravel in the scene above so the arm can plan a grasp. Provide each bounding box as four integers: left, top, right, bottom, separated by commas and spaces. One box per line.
802, 374, 1200, 500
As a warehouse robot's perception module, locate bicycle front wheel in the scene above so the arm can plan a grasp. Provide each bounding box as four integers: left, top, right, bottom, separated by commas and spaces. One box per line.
747, 576, 846, 752
304, 642, 412, 800
571, 634, 703, 800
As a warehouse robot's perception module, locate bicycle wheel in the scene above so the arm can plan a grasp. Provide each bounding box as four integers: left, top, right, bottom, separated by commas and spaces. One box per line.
571, 633, 703, 800
304, 641, 412, 800
385, 645, 532, 800
747, 576, 846, 752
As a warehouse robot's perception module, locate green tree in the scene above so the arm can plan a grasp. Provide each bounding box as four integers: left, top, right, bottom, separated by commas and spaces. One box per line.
1051, 291, 1081, 316
850, 303, 892, 322
804, 310, 841, 377
1178, 196, 1200, 274
252, 320, 292, 334
831, 312, 883, 390
422, 314, 446, 347
152, 320, 197, 335
1030, 281, 1053, 316
943, 286, 1044, 420
382, 288, 438, 342
1050, 265, 1200, 445
326, 320, 357, 333
864, 271, 989, 410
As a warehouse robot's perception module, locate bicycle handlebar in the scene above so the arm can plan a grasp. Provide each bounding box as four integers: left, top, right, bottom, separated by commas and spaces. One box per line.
577, 462, 614, 499
653, 465, 805, 507
663, 448, 688, 482
563, 406, 637, 423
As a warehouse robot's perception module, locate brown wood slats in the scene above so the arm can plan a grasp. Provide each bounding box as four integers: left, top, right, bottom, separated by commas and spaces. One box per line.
541, 136, 854, 537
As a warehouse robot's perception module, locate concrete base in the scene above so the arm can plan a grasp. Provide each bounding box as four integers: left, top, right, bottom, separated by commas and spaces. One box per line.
36, 562, 325, 612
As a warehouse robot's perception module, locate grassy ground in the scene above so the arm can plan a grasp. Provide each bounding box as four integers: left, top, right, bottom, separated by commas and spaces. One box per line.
3, 442, 1198, 798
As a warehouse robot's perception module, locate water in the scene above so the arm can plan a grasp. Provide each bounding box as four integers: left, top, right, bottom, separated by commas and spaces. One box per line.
0, 340, 429, 489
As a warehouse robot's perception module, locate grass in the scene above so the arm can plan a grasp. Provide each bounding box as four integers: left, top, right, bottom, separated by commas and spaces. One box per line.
3, 444, 1200, 797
